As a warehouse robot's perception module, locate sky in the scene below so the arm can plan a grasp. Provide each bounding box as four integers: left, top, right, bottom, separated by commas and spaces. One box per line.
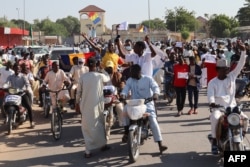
0, 0, 247, 29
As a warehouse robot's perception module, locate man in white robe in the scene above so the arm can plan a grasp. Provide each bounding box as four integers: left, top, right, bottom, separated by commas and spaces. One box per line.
207, 42, 249, 155
75, 58, 111, 158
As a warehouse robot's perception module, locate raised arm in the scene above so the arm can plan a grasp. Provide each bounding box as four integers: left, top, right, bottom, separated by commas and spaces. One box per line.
231, 42, 246, 77
115, 38, 127, 59
81, 33, 101, 53
145, 35, 157, 58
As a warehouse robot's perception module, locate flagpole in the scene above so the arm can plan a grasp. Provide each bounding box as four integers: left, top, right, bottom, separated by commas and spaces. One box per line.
148, 0, 151, 33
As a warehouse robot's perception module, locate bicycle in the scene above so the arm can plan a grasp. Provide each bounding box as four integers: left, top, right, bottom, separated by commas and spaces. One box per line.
46, 87, 68, 140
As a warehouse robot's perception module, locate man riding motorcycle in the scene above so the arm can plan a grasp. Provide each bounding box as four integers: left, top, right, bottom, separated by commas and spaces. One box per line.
207, 42, 249, 155
4, 63, 35, 128
120, 64, 167, 154
68, 58, 89, 109
36, 56, 51, 107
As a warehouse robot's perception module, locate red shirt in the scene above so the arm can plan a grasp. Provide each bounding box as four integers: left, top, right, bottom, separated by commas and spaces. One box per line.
173, 63, 189, 87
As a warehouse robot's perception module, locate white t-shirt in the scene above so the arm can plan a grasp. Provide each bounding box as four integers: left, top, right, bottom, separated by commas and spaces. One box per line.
125, 52, 153, 77
0, 67, 14, 88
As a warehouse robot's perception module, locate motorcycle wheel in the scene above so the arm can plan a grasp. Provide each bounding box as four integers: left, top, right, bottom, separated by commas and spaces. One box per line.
128, 127, 140, 162
7, 112, 13, 135
51, 109, 62, 140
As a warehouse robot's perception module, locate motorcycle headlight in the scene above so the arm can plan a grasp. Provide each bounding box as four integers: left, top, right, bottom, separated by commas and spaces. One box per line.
104, 97, 112, 104
227, 113, 241, 126
8, 88, 18, 94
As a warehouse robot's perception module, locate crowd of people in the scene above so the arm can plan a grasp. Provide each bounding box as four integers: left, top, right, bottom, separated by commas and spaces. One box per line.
0, 29, 250, 158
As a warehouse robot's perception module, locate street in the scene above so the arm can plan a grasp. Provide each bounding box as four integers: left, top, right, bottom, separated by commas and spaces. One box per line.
0, 89, 249, 167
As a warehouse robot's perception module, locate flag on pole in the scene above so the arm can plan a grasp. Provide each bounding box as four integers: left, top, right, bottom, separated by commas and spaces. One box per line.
88, 12, 101, 24
138, 25, 144, 32
29, 25, 33, 46
118, 21, 128, 30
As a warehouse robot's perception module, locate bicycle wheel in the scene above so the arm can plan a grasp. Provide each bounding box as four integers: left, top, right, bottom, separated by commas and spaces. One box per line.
51, 108, 62, 140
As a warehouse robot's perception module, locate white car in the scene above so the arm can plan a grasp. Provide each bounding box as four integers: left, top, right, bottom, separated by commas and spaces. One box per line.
13, 46, 49, 63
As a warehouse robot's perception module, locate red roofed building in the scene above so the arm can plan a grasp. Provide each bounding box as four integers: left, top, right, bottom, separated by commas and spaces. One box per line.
0, 27, 29, 48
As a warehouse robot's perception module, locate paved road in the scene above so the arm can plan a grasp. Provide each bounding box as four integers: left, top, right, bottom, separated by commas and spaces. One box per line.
0, 89, 250, 167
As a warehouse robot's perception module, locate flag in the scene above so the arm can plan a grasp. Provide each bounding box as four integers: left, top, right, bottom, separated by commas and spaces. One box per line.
88, 12, 101, 24
118, 21, 128, 30
138, 25, 144, 32
29, 25, 33, 46
60, 52, 96, 66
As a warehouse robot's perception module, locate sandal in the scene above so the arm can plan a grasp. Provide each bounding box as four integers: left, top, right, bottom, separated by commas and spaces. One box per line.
84, 153, 92, 158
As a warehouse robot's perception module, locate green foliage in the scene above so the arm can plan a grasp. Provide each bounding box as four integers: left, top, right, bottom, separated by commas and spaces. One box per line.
0, 17, 18, 27
165, 7, 198, 32
209, 14, 239, 38
56, 16, 80, 36
0, 16, 80, 38
141, 18, 166, 31
236, 0, 250, 26
181, 30, 190, 40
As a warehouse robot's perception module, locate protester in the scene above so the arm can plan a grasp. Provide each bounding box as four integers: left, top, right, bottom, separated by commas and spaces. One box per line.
0, 61, 14, 117
81, 32, 124, 71
120, 64, 168, 154
68, 57, 89, 109
117, 35, 157, 77
4, 63, 35, 128
75, 57, 111, 158
207, 42, 249, 155
43, 61, 71, 111
187, 56, 202, 115
173, 56, 189, 116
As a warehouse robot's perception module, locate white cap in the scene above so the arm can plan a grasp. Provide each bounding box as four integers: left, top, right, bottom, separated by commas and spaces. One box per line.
216, 58, 229, 67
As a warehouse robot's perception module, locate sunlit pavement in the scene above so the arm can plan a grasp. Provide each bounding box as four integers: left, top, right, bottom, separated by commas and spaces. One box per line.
0, 89, 250, 167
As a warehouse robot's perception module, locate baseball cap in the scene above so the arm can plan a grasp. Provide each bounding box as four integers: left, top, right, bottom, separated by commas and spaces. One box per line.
105, 60, 114, 68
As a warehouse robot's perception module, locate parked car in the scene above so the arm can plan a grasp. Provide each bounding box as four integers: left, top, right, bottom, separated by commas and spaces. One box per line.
13, 46, 49, 63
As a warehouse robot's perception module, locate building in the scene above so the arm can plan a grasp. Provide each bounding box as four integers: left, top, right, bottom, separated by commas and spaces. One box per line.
0, 27, 29, 48
79, 5, 106, 39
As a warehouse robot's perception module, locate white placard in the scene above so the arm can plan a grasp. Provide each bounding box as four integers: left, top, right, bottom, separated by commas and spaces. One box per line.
177, 72, 188, 79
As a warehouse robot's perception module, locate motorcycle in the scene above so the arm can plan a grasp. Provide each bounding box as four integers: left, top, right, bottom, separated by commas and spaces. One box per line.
103, 85, 119, 140
1, 87, 27, 134
208, 105, 249, 155
124, 97, 153, 162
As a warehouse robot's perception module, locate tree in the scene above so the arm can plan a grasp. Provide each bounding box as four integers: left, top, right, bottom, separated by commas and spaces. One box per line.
56, 16, 80, 36
36, 18, 68, 37
0, 17, 18, 27
11, 19, 30, 29
141, 18, 166, 31
181, 30, 190, 41
209, 14, 239, 38
236, 0, 250, 26
165, 7, 199, 32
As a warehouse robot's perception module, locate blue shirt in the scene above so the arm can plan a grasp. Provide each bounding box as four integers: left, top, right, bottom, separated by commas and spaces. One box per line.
121, 75, 160, 111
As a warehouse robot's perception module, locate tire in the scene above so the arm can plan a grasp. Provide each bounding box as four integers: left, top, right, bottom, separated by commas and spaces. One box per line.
44, 100, 50, 118
7, 112, 13, 135
51, 109, 62, 140
128, 127, 140, 162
